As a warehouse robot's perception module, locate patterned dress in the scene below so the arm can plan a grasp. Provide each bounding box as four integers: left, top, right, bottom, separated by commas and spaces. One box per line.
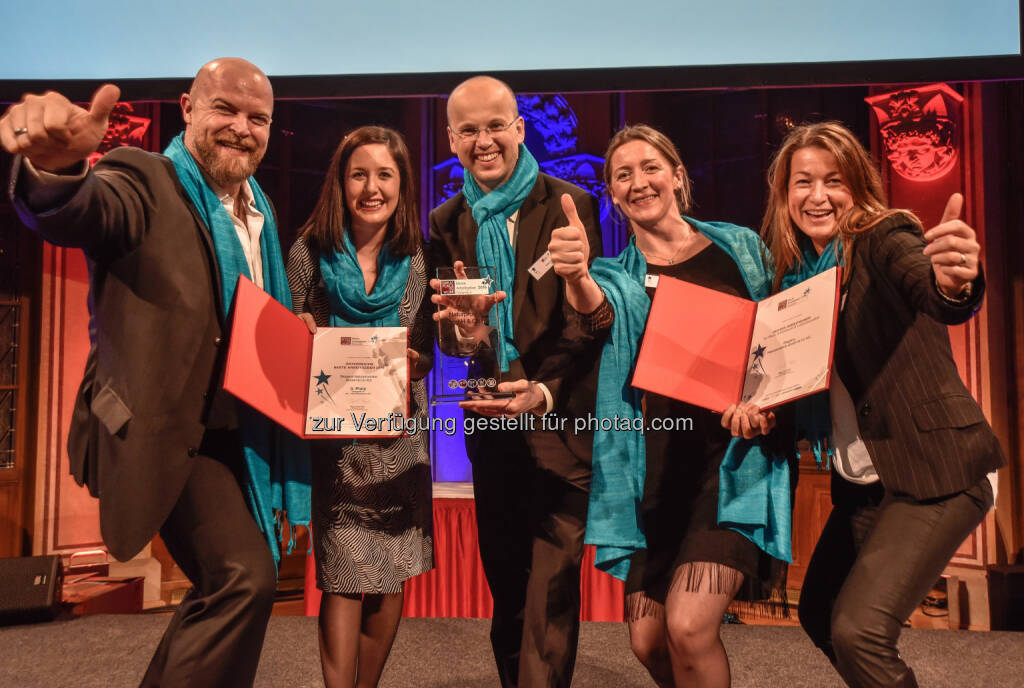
286, 235, 434, 594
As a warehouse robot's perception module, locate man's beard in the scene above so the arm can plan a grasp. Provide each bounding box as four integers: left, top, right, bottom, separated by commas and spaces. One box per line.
193, 132, 262, 189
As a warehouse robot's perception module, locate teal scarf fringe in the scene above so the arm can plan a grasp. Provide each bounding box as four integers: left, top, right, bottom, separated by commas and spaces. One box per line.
781, 236, 842, 470
319, 228, 410, 328
586, 218, 793, 579
708, 222, 793, 564
164, 133, 311, 565
462, 144, 539, 372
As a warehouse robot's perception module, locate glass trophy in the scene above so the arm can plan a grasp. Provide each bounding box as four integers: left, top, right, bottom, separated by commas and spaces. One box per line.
431, 265, 515, 404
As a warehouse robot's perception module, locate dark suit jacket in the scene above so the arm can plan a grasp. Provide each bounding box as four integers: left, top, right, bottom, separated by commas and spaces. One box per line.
10, 147, 238, 560
429, 173, 603, 452
834, 212, 1005, 500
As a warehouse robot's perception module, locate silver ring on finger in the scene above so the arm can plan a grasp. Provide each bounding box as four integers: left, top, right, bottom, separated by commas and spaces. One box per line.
959, 252, 967, 266
13, 127, 28, 136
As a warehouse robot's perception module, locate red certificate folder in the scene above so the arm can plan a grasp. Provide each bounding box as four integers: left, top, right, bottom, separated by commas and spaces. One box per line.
223, 276, 408, 439
632, 267, 841, 413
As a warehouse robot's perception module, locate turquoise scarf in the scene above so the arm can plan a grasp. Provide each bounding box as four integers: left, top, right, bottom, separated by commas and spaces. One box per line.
710, 228, 793, 564
586, 218, 793, 579
583, 237, 650, 581
319, 228, 410, 327
164, 133, 311, 565
462, 144, 539, 372
779, 235, 842, 469
717, 435, 793, 562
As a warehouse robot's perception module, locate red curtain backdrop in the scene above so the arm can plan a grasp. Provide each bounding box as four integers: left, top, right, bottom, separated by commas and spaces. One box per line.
303, 497, 625, 621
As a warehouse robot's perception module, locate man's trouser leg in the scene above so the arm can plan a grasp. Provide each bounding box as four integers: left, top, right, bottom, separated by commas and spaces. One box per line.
470, 427, 534, 688
519, 428, 590, 688
141, 431, 277, 688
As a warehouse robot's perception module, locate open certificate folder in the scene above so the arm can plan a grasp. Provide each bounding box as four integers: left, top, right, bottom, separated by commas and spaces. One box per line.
223, 276, 409, 438
632, 266, 841, 413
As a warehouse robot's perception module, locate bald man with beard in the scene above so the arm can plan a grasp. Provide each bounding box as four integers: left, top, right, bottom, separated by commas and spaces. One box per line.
2, 58, 307, 686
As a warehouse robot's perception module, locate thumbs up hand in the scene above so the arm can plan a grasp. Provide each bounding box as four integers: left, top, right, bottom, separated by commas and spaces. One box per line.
0, 84, 121, 172
547, 192, 606, 315
548, 193, 592, 284
922, 193, 980, 298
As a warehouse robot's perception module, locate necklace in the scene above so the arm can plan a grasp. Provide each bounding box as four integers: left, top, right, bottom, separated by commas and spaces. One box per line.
639, 232, 691, 264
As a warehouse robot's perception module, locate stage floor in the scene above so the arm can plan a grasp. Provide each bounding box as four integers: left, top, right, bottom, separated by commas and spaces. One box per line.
1, 614, 1021, 687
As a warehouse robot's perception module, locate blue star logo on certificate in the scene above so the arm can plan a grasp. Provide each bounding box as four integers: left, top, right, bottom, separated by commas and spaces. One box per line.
750, 344, 767, 376
313, 369, 336, 407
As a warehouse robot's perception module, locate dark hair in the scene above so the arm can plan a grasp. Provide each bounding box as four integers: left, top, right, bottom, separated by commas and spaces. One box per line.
301, 125, 420, 256
762, 121, 918, 291
603, 124, 693, 215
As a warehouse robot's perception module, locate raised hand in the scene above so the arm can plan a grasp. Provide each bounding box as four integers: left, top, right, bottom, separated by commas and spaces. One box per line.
922, 193, 980, 298
547, 193, 604, 313
549, 193, 592, 283
429, 260, 506, 338
0, 84, 120, 172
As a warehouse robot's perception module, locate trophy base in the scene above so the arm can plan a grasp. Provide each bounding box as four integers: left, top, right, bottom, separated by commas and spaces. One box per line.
430, 390, 516, 405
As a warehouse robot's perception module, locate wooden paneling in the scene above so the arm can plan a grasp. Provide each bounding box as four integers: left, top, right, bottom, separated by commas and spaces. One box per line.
32, 243, 99, 556
0, 180, 41, 558
0, 478, 26, 555
968, 81, 1024, 565
788, 462, 832, 590
0, 288, 34, 557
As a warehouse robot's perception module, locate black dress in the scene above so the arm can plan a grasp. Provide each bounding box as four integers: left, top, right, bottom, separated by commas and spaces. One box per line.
624, 242, 779, 617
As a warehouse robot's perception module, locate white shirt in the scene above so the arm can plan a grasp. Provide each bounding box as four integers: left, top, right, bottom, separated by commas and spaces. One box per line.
830, 372, 880, 484
829, 289, 879, 484
507, 208, 553, 414
217, 181, 265, 289
506, 209, 519, 247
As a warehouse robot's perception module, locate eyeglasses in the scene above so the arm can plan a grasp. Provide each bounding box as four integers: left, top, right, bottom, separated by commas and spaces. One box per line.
450, 118, 520, 141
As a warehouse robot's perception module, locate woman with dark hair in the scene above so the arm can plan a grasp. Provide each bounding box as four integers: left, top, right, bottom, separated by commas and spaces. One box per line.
286, 125, 433, 688
548, 124, 791, 688
762, 121, 1003, 688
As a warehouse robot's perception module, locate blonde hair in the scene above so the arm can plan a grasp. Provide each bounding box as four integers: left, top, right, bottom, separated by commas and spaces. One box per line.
603, 124, 693, 217
762, 121, 917, 290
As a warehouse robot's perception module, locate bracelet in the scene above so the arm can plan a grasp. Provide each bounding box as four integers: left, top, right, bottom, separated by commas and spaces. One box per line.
571, 293, 614, 331
935, 278, 973, 305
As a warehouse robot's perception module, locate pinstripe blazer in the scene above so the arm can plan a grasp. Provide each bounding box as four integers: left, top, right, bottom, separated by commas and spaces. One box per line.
833, 212, 1005, 500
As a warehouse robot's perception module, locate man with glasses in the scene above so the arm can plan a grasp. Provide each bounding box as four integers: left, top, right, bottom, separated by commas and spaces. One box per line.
429, 75, 603, 688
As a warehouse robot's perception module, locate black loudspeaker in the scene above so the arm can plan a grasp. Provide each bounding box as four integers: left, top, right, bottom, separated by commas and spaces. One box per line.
0, 555, 63, 625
